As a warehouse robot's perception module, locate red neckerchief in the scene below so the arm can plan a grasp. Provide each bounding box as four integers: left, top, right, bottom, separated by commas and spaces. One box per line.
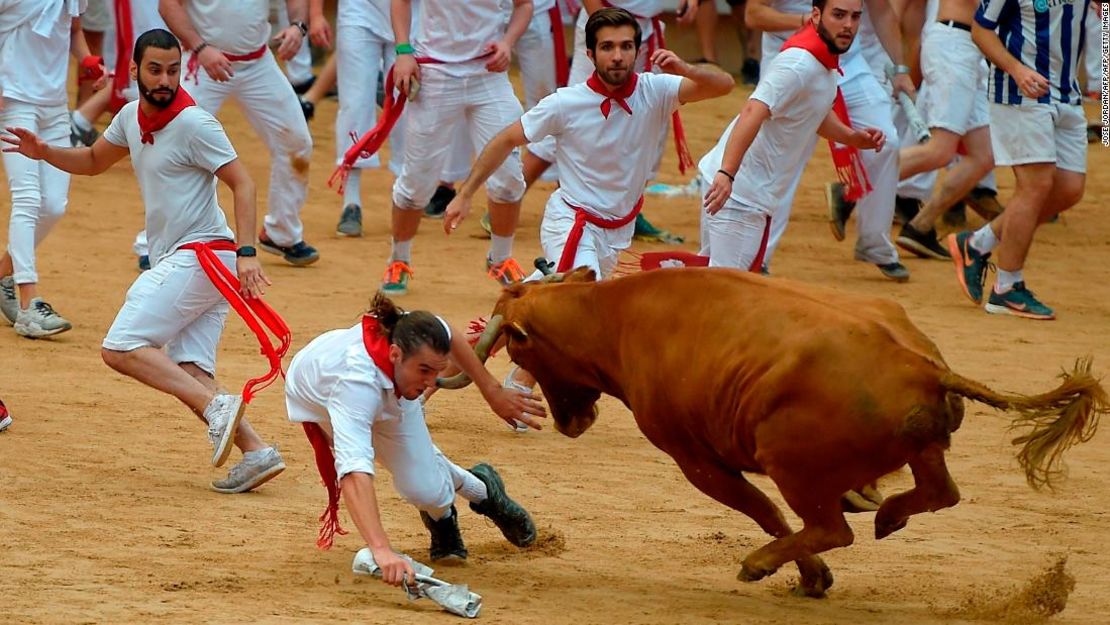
362, 315, 401, 398
780, 23, 840, 71
137, 87, 196, 145
586, 71, 638, 118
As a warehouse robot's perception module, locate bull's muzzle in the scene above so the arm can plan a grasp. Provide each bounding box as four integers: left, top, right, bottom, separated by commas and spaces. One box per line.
435, 315, 504, 389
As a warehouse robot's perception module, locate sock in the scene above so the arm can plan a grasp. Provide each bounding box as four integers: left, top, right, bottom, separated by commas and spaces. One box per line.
391, 239, 412, 264
454, 467, 489, 503
995, 269, 1023, 293
342, 171, 362, 207
969, 224, 999, 255
71, 111, 92, 131
489, 234, 514, 264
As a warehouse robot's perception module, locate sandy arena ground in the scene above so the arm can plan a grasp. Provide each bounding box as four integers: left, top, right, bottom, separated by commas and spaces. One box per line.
2, 26, 1109, 625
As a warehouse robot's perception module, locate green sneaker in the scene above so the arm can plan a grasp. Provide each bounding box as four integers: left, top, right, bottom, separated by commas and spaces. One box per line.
468, 463, 536, 548
633, 213, 684, 244
381, 260, 413, 295
985, 282, 1055, 320
946, 231, 990, 305
476, 212, 492, 239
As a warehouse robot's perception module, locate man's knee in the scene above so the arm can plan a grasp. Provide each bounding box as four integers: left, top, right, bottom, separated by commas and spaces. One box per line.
101, 347, 129, 372
487, 163, 526, 204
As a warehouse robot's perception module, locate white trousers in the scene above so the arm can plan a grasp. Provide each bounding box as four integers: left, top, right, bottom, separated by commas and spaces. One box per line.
335, 23, 402, 174
1, 101, 70, 284
516, 8, 557, 110
186, 49, 312, 246
392, 67, 524, 209
705, 208, 771, 271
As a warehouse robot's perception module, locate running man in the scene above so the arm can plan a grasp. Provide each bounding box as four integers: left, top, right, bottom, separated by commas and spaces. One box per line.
3, 29, 287, 491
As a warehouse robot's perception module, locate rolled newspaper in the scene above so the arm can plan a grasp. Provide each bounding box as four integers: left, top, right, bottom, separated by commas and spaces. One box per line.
352, 548, 483, 618
885, 65, 930, 144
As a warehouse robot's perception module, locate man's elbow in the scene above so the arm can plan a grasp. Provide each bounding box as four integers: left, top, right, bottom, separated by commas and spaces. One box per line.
713, 73, 736, 97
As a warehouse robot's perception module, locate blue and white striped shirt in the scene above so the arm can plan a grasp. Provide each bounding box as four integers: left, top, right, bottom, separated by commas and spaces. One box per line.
976, 0, 1090, 105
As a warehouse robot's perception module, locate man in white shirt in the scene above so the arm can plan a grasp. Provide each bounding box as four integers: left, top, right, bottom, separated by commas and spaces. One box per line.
288, 294, 546, 578
0, 0, 104, 338
701, 0, 885, 270
3, 30, 286, 493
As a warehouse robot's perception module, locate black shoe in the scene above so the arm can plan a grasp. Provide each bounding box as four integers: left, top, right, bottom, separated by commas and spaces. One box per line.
941, 201, 967, 228
893, 196, 921, 226
421, 505, 468, 561
876, 262, 910, 282
741, 58, 760, 86
965, 187, 1004, 221
896, 223, 951, 260
291, 75, 316, 95
468, 463, 536, 548
336, 204, 362, 237
138, 255, 151, 272
423, 185, 456, 219
825, 182, 855, 242
299, 97, 315, 121
258, 232, 320, 266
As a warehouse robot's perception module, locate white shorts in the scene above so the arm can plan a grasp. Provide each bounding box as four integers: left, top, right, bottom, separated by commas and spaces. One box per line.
919, 22, 990, 135
102, 248, 233, 376
989, 102, 1087, 173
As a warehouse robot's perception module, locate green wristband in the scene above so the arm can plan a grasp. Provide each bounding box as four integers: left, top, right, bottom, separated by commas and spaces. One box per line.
395, 42, 415, 55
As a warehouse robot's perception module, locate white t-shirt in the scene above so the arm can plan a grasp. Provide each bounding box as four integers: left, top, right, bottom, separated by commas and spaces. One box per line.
0, 0, 85, 107
760, 0, 871, 81
413, 0, 506, 76
698, 47, 836, 215
338, 0, 393, 42
522, 72, 683, 247
103, 101, 237, 264
609, 0, 664, 18
186, 0, 271, 56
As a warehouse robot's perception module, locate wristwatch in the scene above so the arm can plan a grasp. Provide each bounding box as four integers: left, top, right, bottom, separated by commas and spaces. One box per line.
291, 20, 308, 37
236, 245, 257, 257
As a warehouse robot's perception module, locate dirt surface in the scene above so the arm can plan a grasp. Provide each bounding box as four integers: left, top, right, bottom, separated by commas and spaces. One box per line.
2, 55, 1109, 624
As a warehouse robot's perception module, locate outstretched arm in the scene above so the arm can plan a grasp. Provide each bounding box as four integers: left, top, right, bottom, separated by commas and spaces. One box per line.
214, 159, 270, 299
341, 472, 416, 587
443, 121, 530, 233
702, 99, 772, 214
447, 324, 547, 429
651, 49, 735, 104
816, 109, 886, 150
1, 128, 128, 175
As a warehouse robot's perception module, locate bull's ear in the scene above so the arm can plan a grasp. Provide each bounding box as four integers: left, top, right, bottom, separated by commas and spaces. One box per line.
504, 282, 528, 298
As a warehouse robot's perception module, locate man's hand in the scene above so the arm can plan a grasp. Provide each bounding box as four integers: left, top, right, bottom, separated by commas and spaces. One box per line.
891, 72, 916, 100
1012, 64, 1049, 99
848, 127, 886, 152
486, 386, 547, 431
703, 171, 734, 215
198, 46, 234, 81
1, 127, 48, 160
650, 49, 691, 76
370, 546, 417, 588
272, 25, 304, 61
393, 54, 421, 98
236, 256, 272, 299
443, 195, 473, 234
309, 14, 332, 49
675, 0, 699, 25
484, 41, 512, 73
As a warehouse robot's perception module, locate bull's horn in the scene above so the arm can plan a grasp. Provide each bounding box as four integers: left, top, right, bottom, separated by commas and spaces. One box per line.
511, 321, 528, 339
540, 272, 565, 284
436, 315, 504, 389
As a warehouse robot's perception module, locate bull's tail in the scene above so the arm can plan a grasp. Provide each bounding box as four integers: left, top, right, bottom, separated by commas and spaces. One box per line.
940, 357, 1107, 491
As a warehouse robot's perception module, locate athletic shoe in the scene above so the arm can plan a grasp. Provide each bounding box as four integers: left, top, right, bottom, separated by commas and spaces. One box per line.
0, 398, 11, 432
633, 213, 684, 244
291, 75, 316, 95
477, 212, 493, 239
946, 231, 990, 305
503, 366, 532, 433
14, 298, 72, 338
336, 204, 362, 237
299, 97, 315, 122
468, 463, 537, 548
423, 185, 456, 219
421, 505, 468, 561
965, 187, 1004, 221
893, 196, 921, 226
740, 58, 760, 86
211, 446, 286, 493
876, 262, 910, 283
896, 223, 951, 260
941, 201, 967, 228
382, 260, 413, 295
138, 255, 151, 272
825, 182, 855, 242
69, 113, 99, 147
204, 394, 245, 467
486, 257, 526, 286
259, 232, 320, 266
985, 282, 1055, 320
0, 276, 18, 325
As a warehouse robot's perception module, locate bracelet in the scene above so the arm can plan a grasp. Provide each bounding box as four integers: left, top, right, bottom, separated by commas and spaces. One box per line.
291, 20, 308, 37
395, 42, 415, 55
893, 63, 912, 75
717, 169, 735, 182
193, 42, 209, 55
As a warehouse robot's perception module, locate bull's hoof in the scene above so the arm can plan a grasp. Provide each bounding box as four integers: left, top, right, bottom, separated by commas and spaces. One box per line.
737, 561, 774, 583
791, 583, 828, 599
794, 562, 834, 599
874, 514, 908, 540
841, 489, 881, 513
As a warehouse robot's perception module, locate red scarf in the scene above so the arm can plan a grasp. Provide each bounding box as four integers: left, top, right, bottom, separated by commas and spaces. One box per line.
781, 25, 872, 202
137, 88, 196, 145
550, 6, 569, 87
586, 71, 637, 118
110, 0, 133, 112
302, 315, 395, 550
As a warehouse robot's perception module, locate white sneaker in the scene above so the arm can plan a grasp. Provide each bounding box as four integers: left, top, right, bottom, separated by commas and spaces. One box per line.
0, 277, 17, 325
503, 366, 532, 433
204, 394, 245, 467
0, 415, 11, 432
210, 446, 285, 494
14, 298, 72, 338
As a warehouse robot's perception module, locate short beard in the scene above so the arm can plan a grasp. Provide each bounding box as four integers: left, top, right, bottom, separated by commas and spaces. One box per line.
815, 20, 850, 55
138, 80, 176, 109
597, 66, 631, 88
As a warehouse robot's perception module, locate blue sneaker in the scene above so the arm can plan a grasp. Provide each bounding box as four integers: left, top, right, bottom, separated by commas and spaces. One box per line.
985, 282, 1055, 320
946, 232, 990, 305
259, 232, 320, 267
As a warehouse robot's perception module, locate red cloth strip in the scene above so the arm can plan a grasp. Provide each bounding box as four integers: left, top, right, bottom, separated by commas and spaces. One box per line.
178, 241, 291, 404
550, 6, 569, 87
556, 196, 644, 272
648, 15, 694, 174
110, 0, 133, 112
185, 44, 267, 85
828, 90, 873, 202
747, 214, 772, 273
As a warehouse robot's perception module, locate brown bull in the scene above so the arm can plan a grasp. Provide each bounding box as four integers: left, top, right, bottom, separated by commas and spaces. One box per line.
449, 267, 1106, 598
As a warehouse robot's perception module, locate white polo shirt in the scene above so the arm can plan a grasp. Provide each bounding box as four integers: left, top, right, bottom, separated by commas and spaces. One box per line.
413, 0, 508, 76
698, 47, 837, 215
0, 0, 85, 107
103, 101, 237, 265
338, 0, 393, 42
521, 72, 683, 245
186, 0, 271, 56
